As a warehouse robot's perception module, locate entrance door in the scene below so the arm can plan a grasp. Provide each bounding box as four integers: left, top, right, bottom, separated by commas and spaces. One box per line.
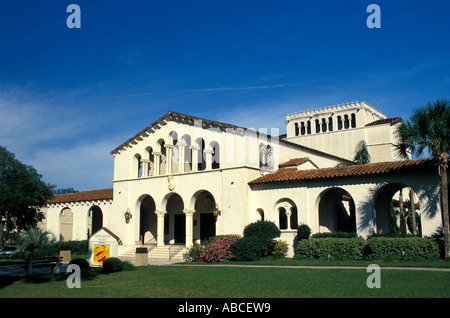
174, 214, 185, 244
200, 213, 216, 241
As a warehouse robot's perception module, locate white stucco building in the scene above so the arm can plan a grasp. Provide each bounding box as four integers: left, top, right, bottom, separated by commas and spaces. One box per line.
41, 101, 445, 258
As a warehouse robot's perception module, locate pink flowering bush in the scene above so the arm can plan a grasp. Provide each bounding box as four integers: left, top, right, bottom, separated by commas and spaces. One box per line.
199, 235, 240, 263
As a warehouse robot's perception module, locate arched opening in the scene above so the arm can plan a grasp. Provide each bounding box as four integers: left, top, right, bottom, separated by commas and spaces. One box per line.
210, 141, 220, 170
307, 120, 311, 134
294, 123, 299, 136
256, 208, 265, 221
275, 199, 298, 230
337, 116, 343, 130
328, 116, 333, 131
138, 195, 157, 244
344, 115, 350, 129
193, 190, 217, 241
321, 118, 327, 133
88, 205, 103, 238
374, 183, 421, 235
169, 131, 179, 174
318, 188, 356, 233
134, 153, 142, 178
145, 146, 154, 177
165, 193, 185, 244
181, 134, 192, 172
195, 138, 206, 171
157, 139, 167, 175
351, 113, 357, 128
315, 119, 320, 133
300, 122, 306, 135
60, 207, 73, 241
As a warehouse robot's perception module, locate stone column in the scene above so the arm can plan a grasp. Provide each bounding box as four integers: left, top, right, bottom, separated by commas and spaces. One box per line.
285, 210, 292, 230
141, 159, 150, 177
152, 152, 161, 176
190, 145, 199, 172
183, 209, 196, 248
165, 144, 173, 175
205, 148, 214, 170
177, 141, 187, 173
155, 210, 167, 247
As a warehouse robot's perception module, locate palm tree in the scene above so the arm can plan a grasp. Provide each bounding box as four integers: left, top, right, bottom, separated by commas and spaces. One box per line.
395, 99, 450, 259
18, 227, 55, 274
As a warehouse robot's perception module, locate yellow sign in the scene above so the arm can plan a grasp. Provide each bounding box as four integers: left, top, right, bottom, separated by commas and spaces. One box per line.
93, 245, 110, 264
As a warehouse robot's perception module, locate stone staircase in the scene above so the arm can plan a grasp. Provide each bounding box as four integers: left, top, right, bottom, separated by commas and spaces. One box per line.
118, 244, 188, 261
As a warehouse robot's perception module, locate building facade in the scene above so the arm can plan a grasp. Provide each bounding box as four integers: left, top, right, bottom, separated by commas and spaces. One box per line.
41, 102, 445, 257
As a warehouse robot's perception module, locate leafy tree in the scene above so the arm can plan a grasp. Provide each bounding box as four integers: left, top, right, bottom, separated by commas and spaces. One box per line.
337, 140, 371, 167
53, 187, 78, 194
0, 146, 54, 248
395, 99, 450, 258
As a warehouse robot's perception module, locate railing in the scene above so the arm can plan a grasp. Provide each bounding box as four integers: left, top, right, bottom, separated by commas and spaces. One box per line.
140, 237, 157, 252
168, 244, 185, 260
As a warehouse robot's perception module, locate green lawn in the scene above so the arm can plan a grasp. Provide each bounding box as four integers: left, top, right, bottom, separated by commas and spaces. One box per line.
1, 264, 449, 298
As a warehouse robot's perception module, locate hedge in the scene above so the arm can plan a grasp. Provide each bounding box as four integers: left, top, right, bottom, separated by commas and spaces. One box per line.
364, 237, 440, 261
295, 238, 365, 260
295, 236, 441, 261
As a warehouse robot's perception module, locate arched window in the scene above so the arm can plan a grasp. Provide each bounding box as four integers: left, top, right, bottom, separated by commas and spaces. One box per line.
351, 113, 356, 128
294, 123, 299, 136
300, 122, 306, 135
196, 138, 206, 171
279, 207, 288, 230
135, 154, 142, 178
344, 115, 350, 129
315, 119, 320, 133
145, 147, 154, 177
210, 141, 220, 169
321, 118, 327, 132
257, 208, 265, 221
328, 116, 333, 131
307, 120, 311, 134
337, 116, 343, 130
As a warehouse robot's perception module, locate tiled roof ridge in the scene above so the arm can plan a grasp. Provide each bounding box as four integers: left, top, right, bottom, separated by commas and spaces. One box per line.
365, 117, 403, 127
249, 157, 438, 185
46, 188, 113, 204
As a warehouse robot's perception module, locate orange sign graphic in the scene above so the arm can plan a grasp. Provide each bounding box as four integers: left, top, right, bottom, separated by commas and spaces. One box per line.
93, 245, 110, 264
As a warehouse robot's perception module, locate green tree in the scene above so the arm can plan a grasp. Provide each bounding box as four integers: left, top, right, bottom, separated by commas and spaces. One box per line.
395, 99, 450, 258
337, 140, 371, 167
0, 146, 54, 248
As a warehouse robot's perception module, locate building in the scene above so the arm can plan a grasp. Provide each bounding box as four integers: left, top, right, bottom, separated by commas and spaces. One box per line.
41, 102, 445, 258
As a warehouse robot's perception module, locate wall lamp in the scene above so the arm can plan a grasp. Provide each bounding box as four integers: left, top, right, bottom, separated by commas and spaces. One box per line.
124, 208, 132, 224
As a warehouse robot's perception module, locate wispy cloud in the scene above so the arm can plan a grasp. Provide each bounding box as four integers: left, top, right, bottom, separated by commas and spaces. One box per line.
0, 86, 114, 190
91, 83, 299, 99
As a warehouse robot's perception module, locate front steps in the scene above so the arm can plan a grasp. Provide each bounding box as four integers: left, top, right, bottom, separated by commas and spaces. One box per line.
118, 244, 188, 261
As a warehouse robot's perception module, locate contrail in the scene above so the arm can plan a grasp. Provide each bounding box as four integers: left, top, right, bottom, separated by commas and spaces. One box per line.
91, 83, 298, 99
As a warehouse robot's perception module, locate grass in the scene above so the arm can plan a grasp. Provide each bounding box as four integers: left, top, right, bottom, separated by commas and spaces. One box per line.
0, 261, 449, 298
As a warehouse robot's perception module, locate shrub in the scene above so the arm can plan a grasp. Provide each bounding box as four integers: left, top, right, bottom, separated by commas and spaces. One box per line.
311, 232, 358, 239
364, 237, 440, 261
243, 220, 281, 245
69, 258, 90, 270
231, 236, 268, 261
200, 235, 240, 263
297, 224, 311, 241
184, 243, 204, 262
295, 238, 365, 260
271, 240, 289, 258
102, 257, 124, 273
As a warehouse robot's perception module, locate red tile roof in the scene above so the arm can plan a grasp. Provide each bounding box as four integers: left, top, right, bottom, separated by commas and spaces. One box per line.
365, 117, 402, 127
46, 188, 113, 204
249, 157, 437, 185
279, 157, 319, 169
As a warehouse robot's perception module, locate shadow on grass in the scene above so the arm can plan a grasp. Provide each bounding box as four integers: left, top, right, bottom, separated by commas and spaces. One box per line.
0, 267, 104, 289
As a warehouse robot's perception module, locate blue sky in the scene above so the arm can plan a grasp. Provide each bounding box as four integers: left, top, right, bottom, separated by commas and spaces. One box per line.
0, 0, 449, 191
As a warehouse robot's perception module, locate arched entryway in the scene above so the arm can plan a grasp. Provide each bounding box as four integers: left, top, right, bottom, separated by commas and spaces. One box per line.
59, 207, 73, 241
165, 193, 185, 244
374, 183, 421, 235
88, 205, 103, 238
189, 190, 217, 242
317, 187, 356, 233
138, 195, 157, 244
